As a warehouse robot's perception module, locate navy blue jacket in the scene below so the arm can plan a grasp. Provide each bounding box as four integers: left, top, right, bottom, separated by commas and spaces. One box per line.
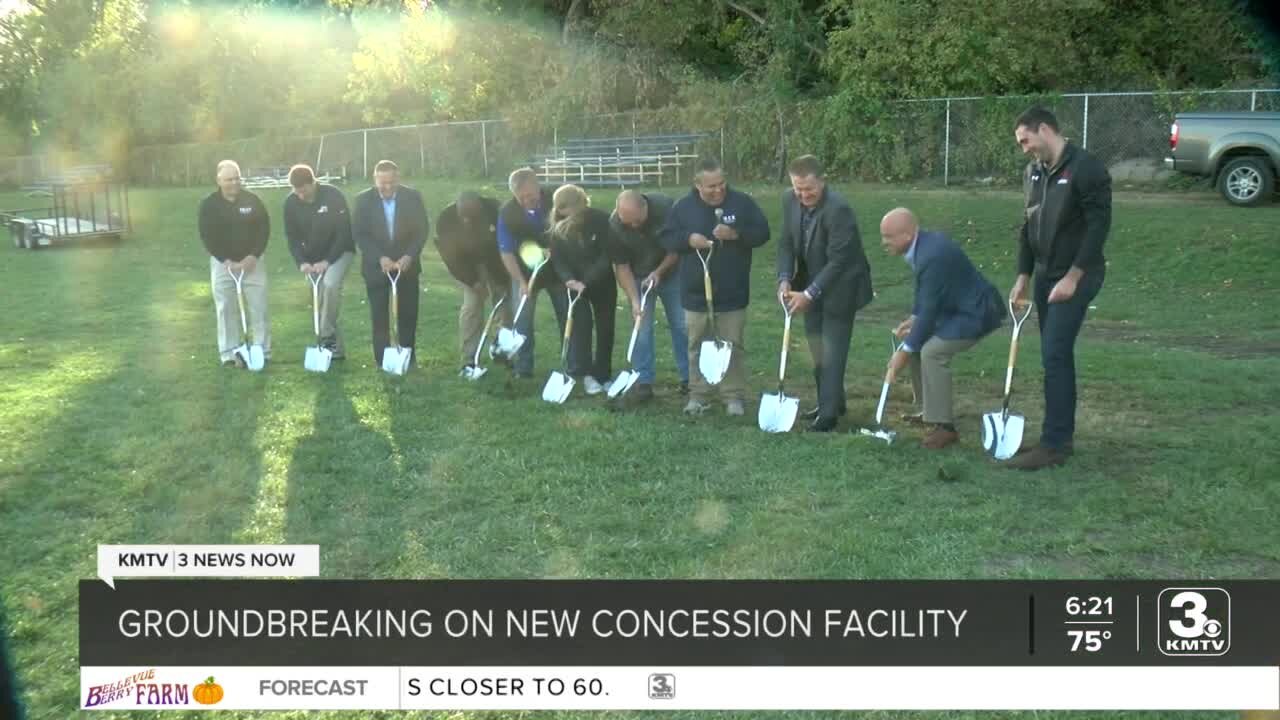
661, 187, 770, 312
904, 230, 1003, 351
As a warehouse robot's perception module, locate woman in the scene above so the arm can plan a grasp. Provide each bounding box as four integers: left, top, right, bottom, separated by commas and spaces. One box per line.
547, 184, 617, 395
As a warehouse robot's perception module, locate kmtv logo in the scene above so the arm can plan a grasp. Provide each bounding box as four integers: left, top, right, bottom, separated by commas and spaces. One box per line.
1157, 588, 1231, 656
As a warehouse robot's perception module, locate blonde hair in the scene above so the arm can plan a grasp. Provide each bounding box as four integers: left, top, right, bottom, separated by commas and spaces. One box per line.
215, 159, 241, 178
547, 184, 589, 241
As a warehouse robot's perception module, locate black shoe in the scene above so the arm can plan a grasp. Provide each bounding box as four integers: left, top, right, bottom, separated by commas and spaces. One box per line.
320, 336, 344, 359
678, 381, 689, 396
809, 416, 839, 432
804, 405, 846, 420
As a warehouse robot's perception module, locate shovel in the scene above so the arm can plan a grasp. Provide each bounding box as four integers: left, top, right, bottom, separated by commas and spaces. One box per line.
607, 279, 654, 399
858, 333, 905, 444
983, 299, 1034, 460
229, 267, 266, 372
758, 296, 799, 433
542, 288, 583, 404
303, 271, 333, 373
463, 294, 507, 381
381, 270, 412, 376
492, 241, 550, 360
696, 242, 732, 385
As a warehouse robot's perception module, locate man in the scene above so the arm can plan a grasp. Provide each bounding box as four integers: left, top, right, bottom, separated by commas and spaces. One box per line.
284, 164, 354, 359
610, 189, 688, 402
663, 158, 770, 417
353, 160, 429, 368
882, 208, 1003, 449
498, 168, 567, 378
198, 159, 270, 368
776, 155, 873, 432
435, 191, 512, 374
1004, 106, 1111, 470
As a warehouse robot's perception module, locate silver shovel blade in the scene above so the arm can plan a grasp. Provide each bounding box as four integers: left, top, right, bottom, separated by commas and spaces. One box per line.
858, 427, 897, 444
758, 392, 800, 433
699, 340, 732, 385
607, 370, 639, 399
983, 412, 1026, 460
304, 346, 332, 373
463, 365, 488, 381
541, 371, 575, 404
382, 346, 412, 376
493, 328, 526, 359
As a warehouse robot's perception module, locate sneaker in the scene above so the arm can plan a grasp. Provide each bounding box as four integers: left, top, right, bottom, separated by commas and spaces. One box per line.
459, 364, 476, 377
321, 336, 344, 359
683, 398, 711, 415
726, 399, 745, 416
583, 376, 604, 395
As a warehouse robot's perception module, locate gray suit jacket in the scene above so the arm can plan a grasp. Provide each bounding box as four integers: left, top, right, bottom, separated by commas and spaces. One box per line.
777, 186, 873, 319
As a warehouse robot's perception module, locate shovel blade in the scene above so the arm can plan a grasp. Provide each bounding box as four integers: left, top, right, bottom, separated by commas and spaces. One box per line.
757, 392, 800, 433
492, 328, 526, 359
698, 340, 732, 385
607, 370, 639, 399
463, 366, 488, 381
381, 346, 412, 376
304, 346, 332, 373
237, 344, 266, 372
983, 412, 1026, 460
858, 426, 897, 444
541, 371, 575, 404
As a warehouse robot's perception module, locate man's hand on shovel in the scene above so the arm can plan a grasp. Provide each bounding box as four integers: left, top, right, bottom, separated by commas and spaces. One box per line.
885, 347, 910, 383
784, 289, 812, 315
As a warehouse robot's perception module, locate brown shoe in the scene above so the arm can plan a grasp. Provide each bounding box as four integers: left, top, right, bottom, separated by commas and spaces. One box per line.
921, 427, 959, 449
1015, 442, 1074, 457
1003, 444, 1068, 471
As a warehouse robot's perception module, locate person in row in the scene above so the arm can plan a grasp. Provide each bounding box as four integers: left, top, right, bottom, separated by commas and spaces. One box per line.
199, 159, 271, 368
434, 190, 511, 375
284, 164, 354, 359
663, 158, 771, 417
547, 184, 617, 393
498, 168, 568, 379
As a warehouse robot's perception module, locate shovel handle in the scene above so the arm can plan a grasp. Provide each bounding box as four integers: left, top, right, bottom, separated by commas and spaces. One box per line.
310, 274, 322, 339
778, 310, 792, 383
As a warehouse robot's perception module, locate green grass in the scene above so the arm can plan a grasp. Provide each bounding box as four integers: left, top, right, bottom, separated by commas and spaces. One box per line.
1, 180, 1278, 720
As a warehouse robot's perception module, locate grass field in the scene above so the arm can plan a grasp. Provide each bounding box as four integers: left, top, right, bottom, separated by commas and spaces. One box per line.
1, 178, 1278, 720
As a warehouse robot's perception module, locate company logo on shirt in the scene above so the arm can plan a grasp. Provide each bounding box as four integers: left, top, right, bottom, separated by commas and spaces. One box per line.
721, 214, 737, 224
318, 205, 329, 214
238, 206, 253, 215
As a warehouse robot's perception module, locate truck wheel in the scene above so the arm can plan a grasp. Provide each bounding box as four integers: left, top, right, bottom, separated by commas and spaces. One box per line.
1218, 156, 1274, 206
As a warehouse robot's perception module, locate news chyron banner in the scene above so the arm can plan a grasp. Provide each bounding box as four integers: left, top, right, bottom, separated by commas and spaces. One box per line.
80, 551, 1280, 711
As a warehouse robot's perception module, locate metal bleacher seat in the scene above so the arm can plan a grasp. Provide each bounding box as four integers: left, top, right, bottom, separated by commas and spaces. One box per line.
532, 132, 709, 187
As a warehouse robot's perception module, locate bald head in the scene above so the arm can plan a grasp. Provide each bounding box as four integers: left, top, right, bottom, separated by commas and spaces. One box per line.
879, 207, 919, 256
615, 190, 649, 229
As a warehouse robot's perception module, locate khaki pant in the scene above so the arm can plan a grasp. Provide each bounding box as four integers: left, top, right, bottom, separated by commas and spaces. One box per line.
210, 257, 270, 362
685, 309, 748, 403
908, 335, 979, 425
311, 252, 353, 353
458, 269, 513, 365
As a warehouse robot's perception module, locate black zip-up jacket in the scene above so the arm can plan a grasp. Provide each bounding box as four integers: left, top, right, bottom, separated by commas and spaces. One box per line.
1018, 142, 1111, 280
550, 207, 615, 289
608, 192, 673, 278
284, 184, 353, 266
435, 197, 506, 287
661, 186, 770, 313
198, 189, 269, 262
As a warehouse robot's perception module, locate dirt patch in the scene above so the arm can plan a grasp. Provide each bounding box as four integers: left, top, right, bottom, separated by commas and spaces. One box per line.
1087, 319, 1280, 359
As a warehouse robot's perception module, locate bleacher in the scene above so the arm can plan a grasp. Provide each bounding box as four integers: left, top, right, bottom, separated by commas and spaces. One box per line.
532, 132, 709, 187
241, 165, 347, 189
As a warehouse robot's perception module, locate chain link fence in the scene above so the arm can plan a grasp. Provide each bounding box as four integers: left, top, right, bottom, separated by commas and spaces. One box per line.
2, 88, 1277, 189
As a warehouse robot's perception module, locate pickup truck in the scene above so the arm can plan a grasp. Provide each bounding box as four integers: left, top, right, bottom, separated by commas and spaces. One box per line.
1165, 111, 1280, 206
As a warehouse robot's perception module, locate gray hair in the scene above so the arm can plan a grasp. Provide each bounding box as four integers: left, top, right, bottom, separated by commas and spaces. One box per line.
508, 167, 538, 194
216, 159, 241, 177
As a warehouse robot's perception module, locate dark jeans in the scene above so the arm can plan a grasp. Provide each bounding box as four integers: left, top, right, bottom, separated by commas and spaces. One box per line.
366, 273, 420, 366
804, 307, 856, 419
511, 276, 570, 376
1033, 268, 1105, 449
566, 282, 617, 381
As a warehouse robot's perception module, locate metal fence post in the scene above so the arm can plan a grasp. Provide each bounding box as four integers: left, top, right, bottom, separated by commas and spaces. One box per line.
1251, 91, 1257, 111
481, 121, 489, 178
944, 98, 951, 186
316, 133, 325, 172
1082, 94, 1090, 149
362, 129, 368, 179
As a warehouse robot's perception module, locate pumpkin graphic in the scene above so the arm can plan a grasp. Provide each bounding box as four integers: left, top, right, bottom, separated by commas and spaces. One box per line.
193, 676, 224, 705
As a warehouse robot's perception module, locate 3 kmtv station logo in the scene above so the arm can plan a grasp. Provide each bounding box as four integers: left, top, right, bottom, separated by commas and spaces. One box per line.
1157, 587, 1231, 656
